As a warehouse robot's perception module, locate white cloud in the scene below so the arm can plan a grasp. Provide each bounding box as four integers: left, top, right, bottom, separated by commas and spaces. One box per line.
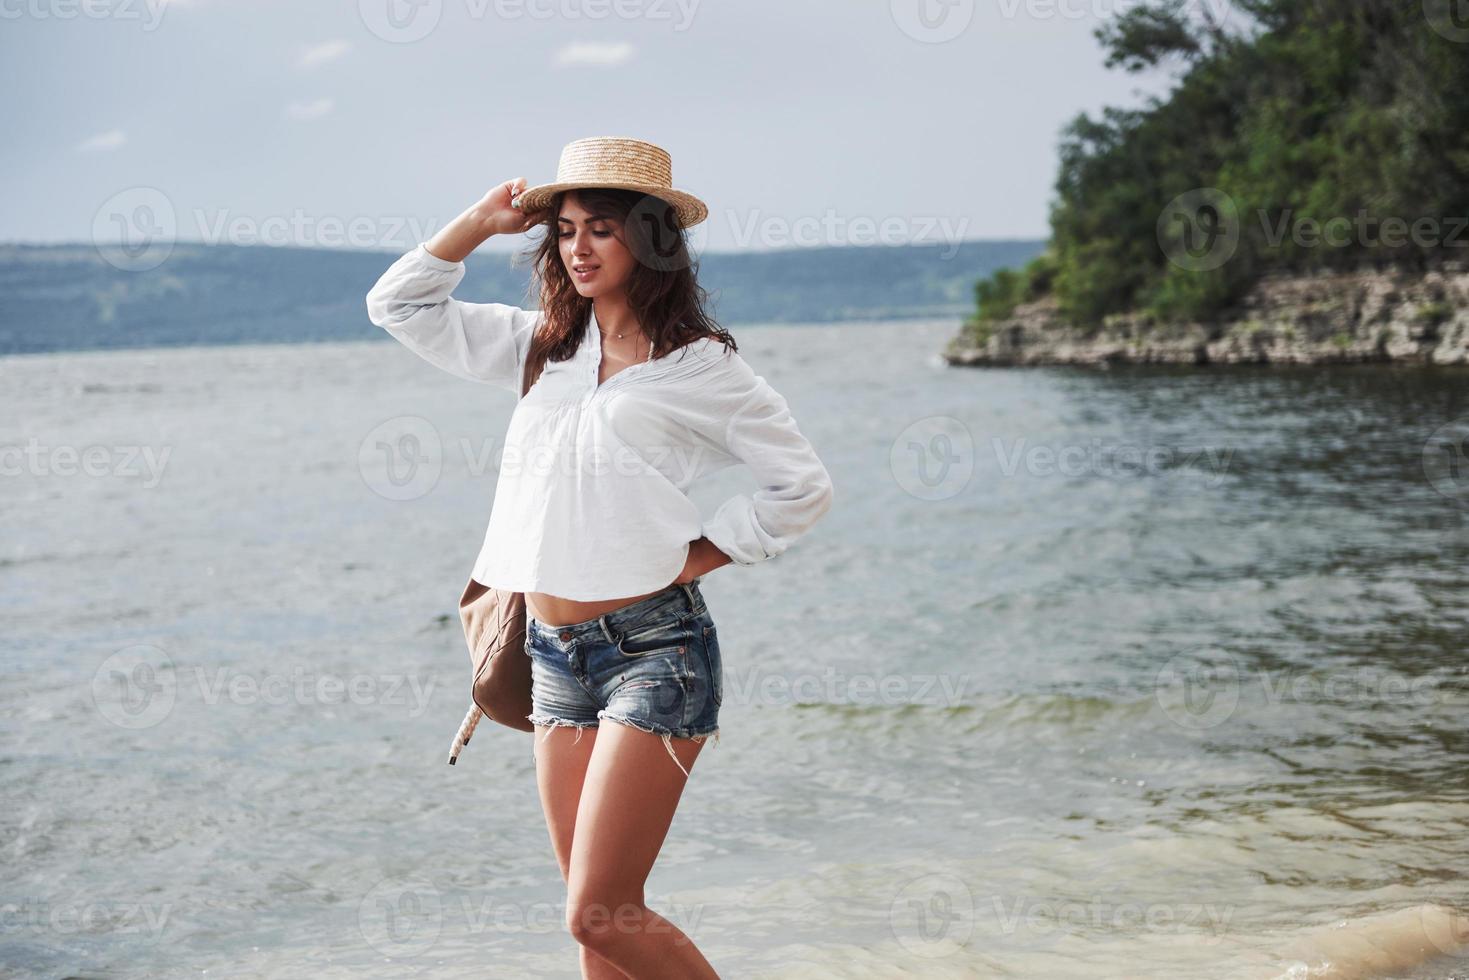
552, 42, 634, 68
78, 129, 126, 152
284, 99, 334, 121
299, 39, 350, 69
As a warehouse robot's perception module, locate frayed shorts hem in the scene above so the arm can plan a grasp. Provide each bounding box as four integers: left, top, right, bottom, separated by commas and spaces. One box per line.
525, 712, 720, 778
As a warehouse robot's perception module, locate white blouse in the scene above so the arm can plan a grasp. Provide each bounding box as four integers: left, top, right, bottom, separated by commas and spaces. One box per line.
365, 243, 835, 601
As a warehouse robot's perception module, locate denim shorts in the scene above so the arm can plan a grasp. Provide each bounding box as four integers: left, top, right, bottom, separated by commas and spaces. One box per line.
524, 579, 722, 777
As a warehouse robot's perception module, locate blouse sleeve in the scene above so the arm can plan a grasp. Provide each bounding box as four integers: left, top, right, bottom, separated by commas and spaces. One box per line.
698, 352, 835, 566
364, 242, 540, 393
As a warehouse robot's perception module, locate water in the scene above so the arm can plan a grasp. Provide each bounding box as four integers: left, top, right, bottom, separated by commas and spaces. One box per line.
3, 320, 1468, 978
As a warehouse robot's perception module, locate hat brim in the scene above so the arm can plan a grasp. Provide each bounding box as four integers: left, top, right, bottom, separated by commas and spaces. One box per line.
513, 182, 708, 229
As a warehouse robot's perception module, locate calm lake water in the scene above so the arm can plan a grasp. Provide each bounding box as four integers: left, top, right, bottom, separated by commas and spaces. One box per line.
4, 319, 1468, 978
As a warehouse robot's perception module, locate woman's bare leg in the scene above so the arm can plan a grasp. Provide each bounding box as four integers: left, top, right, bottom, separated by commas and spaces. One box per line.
532, 723, 631, 980
564, 720, 718, 979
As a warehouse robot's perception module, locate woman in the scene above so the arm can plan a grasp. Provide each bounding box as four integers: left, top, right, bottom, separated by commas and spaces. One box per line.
365, 137, 834, 978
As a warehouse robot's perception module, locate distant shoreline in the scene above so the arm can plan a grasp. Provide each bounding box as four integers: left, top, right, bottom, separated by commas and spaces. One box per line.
0, 238, 1043, 357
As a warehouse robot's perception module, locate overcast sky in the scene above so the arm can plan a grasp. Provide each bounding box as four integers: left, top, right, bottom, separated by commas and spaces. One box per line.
0, 0, 1180, 253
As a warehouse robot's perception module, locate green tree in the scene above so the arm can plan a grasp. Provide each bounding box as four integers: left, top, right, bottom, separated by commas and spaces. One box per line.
971, 0, 1469, 329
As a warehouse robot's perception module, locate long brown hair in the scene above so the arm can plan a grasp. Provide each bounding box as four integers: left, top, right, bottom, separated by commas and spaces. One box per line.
513, 187, 736, 387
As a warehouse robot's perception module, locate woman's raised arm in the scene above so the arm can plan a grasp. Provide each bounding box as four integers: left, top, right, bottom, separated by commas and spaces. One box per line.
364, 180, 550, 392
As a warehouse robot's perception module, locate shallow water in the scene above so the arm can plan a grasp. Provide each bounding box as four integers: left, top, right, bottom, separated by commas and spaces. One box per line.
3, 320, 1468, 978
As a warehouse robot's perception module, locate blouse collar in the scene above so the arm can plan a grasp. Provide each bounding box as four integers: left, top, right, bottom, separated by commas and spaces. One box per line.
586, 308, 723, 392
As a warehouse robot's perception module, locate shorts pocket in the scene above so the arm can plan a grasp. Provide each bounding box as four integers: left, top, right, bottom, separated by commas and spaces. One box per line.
616, 617, 695, 658
701, 624, 723, 706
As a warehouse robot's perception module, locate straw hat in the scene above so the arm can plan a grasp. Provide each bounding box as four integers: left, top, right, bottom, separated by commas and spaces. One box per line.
511, 136, 708, 229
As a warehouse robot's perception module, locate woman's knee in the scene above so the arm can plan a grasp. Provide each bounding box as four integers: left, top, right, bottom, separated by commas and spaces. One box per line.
565, 892, 646, 949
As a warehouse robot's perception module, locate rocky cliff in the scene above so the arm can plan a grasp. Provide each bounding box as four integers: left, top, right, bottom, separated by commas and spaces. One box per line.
944, 267, 1469, 368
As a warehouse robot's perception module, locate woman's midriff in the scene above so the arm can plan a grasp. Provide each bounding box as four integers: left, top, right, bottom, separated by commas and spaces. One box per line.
525, 587, 669, 628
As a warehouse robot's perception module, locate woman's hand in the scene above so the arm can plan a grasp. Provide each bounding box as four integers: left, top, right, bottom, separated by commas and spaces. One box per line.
671, 538, 732, 585
476, 177, 551, 237
425, 178, 551, 264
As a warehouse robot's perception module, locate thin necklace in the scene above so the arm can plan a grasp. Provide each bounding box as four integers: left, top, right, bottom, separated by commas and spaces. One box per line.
599, 327, 653, 363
